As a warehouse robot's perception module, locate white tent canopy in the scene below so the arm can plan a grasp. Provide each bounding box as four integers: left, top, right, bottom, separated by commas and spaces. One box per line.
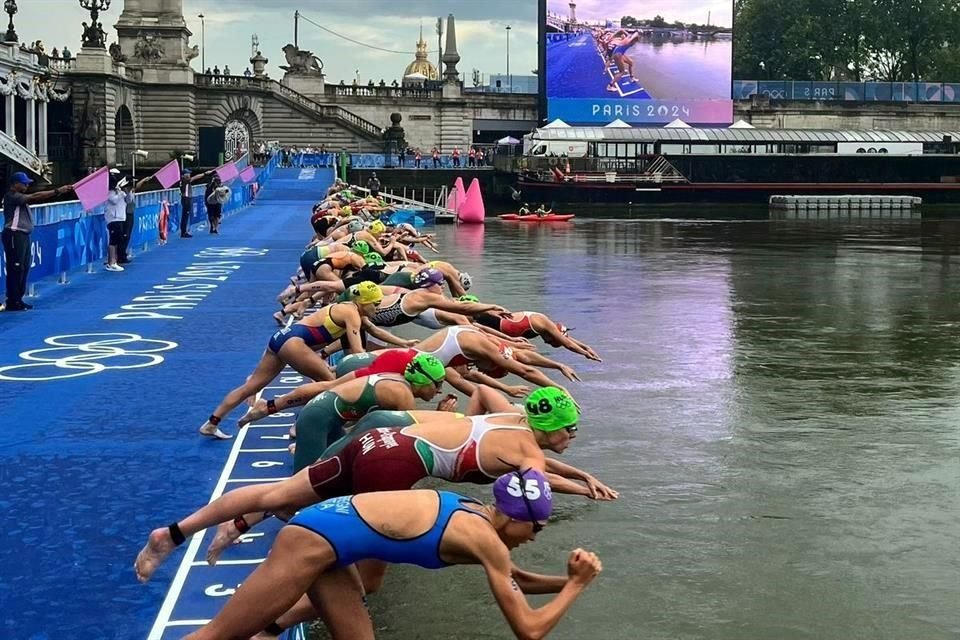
664, 118, 691, 128
604, 118, 632, 128
543, 119, 571, 129
729, 119, 756, 129
497, 136, 521, 144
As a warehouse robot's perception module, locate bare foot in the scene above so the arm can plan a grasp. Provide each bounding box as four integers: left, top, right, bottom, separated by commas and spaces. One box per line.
238, 399, 269, 427
200, 420, 232, 439
205, 520, 242, 566
272, 311, 286, 326
134, 527, 177, 582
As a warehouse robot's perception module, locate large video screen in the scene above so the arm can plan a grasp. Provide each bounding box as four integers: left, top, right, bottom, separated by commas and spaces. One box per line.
543, 0, 734, 126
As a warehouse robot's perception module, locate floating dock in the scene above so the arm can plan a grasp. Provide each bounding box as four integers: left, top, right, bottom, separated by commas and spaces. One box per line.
770, 195, 922, 218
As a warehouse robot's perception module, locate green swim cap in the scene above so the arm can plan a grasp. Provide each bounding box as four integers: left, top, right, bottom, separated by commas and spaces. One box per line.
404, 353, 446, 387
364, 252, 385, 267
351, 240, 371, 255
458, 294, 480, 303
525, 387, 579, 432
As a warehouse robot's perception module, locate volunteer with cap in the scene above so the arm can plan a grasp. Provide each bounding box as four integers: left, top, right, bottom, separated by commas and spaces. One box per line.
181, 470, 602, 640
3, 172, 73, 311
104, 172, 132, 272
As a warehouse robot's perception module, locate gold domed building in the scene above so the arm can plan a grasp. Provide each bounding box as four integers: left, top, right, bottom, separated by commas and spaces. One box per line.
403, 26, 439, 84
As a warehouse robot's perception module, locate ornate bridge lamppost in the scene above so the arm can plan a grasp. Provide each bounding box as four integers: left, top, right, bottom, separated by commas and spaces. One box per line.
3, 0, 18, 44
79, 0, 111, 49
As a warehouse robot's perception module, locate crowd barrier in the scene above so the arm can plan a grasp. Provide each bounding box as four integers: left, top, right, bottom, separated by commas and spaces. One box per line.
734, 80, 960, 103
286, 152, 493, 170
0, 153, 280, 298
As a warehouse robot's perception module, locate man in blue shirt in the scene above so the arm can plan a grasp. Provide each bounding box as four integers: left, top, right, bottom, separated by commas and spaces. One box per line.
2, 172, 72, 311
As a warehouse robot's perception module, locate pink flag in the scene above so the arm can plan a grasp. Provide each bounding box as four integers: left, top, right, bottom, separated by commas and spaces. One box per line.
73, 166, 110, 212
239, 166, 257, 183
153, 159, 181, 189
216, 161, 239, 183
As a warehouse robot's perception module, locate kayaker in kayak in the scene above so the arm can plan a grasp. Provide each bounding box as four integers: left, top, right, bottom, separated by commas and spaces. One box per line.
518, 203, 531, 216
536, 204, 553, 218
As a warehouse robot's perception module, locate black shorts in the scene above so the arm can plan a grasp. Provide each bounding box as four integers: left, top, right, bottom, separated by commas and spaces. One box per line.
108, 221, 124, 246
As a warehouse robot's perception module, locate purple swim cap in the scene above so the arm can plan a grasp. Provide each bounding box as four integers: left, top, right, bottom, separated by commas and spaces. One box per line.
492, 469, 553, 522
413, 267, 444, 288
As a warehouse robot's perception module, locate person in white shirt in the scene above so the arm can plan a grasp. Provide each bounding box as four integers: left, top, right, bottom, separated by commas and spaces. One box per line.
104, 172, 130, 272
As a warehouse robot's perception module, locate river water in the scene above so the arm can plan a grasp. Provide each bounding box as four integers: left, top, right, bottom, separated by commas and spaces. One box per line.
323, 216, 960, 640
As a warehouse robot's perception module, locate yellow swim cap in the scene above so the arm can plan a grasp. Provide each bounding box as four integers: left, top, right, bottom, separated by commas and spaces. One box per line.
369, 220, 386, 235
349, 281, 383, 305
342, 206, 353, 216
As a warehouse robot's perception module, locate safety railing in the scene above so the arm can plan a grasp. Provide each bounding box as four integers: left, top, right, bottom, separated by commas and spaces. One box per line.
734, 80, 960, 103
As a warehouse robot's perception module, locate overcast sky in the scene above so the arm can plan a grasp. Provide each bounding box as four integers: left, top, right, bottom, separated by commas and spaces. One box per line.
19, 0, 540, 83
547, 0, 732, 28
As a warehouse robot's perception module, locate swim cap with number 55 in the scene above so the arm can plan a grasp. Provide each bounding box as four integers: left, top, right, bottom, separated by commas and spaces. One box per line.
525, 387, 579, 432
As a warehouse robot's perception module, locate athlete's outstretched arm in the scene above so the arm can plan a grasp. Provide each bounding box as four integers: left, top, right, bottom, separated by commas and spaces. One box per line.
475, 533, 600, 640
463, 384, 522, 415
361, 318, 416, 347
513, 349, 581, 382
442, 366, 478, 396
463, 370, 529, 398
510, 565, 567, 594
544, 459, 619, 501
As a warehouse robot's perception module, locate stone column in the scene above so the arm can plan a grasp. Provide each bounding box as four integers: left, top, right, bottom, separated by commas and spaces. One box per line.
25, 98, 36, 153
38, 100, 48, 159
4, 94, 14, 138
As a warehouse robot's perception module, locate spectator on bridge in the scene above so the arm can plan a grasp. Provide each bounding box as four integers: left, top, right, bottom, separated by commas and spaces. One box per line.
51, 47, 60, 59
468, 147, 477, 167
452, 147, 461, 167
432, 147, 440, 168
243, 67, 252, 78
205, 67, 212, 75
415, 149, 422, 168
478, 148, 486, 166
398, 147, 406, 167
61, 46, 72, 60
2, 173, 72, 311
224, 64, 231, 76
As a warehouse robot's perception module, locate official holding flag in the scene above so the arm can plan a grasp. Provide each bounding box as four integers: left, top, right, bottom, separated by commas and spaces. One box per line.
2, 173, 73, 312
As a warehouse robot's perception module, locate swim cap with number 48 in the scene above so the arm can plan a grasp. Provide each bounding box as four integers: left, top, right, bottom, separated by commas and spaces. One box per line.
525, 387, 579, 432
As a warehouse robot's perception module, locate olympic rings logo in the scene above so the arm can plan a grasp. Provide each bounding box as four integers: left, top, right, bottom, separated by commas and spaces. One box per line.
0, 333, 178, 382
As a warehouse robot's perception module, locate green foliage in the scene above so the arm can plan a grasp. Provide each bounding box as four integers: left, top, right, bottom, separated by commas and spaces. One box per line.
734, 0, 960, 81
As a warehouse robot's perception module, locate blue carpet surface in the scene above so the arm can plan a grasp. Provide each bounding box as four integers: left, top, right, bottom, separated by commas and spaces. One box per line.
0, 168, 334, 639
